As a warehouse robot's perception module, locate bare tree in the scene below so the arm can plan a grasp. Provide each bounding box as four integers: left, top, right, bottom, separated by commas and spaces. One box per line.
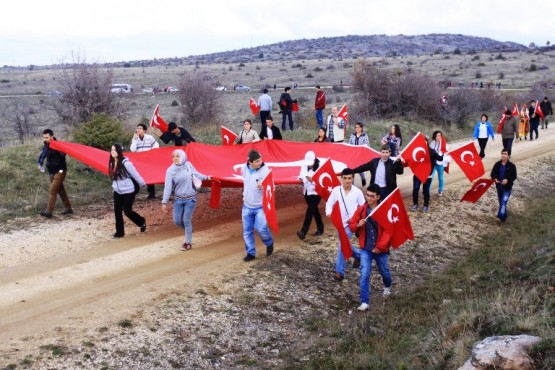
49, 56, 126, 126
177, 74, 221, 128
2, 99, 34, 144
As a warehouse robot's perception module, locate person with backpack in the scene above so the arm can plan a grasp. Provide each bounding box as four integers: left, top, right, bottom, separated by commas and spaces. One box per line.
162, 149, 211, 251
109, 143, 147, 238
279, 87, 297, 131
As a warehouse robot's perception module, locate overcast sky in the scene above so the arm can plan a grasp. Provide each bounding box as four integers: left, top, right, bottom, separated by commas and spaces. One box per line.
2, 0, 553, 66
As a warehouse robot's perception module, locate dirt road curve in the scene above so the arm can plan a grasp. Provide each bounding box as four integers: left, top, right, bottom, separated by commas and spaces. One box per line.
1, 127, 554, 355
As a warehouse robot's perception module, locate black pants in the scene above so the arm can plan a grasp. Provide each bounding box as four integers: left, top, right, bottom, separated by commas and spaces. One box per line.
502, 138, 515, 156
147, 184, 155, 196
281, 110, 294, 131
301, 194, 323, 234
114, 191, 145, 236
412, 176, 432, 207
260, 110, 270, 126
477, 138, 488, 158
530, 121, 539, 140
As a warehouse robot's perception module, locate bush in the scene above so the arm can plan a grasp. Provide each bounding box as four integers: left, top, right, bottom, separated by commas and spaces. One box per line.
171, 100, 179, 107
73, 113, 131, 150
314, 67, 323, 72
305, 73, 314, 78
529, 64, 538, 72
177, 75, 221, 127
476, 71, 482, 78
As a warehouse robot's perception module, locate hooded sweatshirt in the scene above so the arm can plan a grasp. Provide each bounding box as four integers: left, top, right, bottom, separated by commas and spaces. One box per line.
162, 150, 209, 204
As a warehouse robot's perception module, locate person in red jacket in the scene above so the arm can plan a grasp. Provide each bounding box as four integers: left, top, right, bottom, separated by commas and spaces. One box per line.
349, 183, 393, 312
314, 85, 326, 128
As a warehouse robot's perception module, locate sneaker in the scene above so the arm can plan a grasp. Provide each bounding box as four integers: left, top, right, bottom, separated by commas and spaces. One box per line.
61, 209, 73, 215
243, 254, 255, 262
40, 211, 52, 218
422, 206, 429, 213
112, 233, 124, 238
146, 194, 156, 200
411, 204, 418, 211
266, 244, 274, 257
180, 243, 192, 251
352, 258, 361, 269
333, 273, 344, 282
140, 223, 147, 233
357, 303, 369, 311
383, 287, 391, 296
437, 192, 443, 197
313, 230, 324, 237
296, 231, 306, 240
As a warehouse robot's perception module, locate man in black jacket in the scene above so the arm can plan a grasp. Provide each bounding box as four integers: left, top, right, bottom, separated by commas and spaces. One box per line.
491, 149, 517, 223
540, 96, 553, 129
158, 121, 196, 146
353, 144, 404, 200
37, 129, 73, 218
279, 87, 297, 131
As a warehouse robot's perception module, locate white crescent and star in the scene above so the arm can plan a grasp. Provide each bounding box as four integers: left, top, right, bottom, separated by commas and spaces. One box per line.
387, 204, 400, 223
412, 147, 426, 163
223, 134, 229, 144
265, 185, 273, 210
460, 150, 475, 166
473, 182, 487, 191
318, 173, 333, 192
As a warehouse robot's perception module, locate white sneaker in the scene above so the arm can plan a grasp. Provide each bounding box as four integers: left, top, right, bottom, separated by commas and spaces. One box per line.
383, 287, 391, 296
357, 303, 369, 311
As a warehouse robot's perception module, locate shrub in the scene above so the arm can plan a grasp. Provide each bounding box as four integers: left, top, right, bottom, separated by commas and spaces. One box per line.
314, 67, 323, 72
332, 84, 345, 93
305, 73, 314, 78
499, 72, 505, 79
73, 113, 131, 150
453, 48, 461, 55
177, 74, 221, 127
171, 99, 179, 107
529, 64, 538, 72
476, 71, 482, 79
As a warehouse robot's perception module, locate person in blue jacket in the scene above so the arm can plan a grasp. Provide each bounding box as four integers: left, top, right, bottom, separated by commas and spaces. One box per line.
473, 113, 495, 158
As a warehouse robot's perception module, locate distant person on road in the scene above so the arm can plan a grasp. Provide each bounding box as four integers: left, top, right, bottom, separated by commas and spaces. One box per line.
37, 129, 73, 218
540, 96, 553, 129
257, 89, 273, 126
162, 149, 211, 251
518, 106, 530, 141
314, 127, 331, 143
325, 168, 365, 282
236, 119, 261, 144
241, 149, 274, 262
349, 183, 393, 311
491, 149, 517, 223
381, 124, 403, 157
314, 85, 326, 129
157, 121, 196, 146
348, 122, 370, 186
325, 106, 347, 143
130, 123, 160, 199
528, 101, 540, 141
259, 115, 282, 140
279, 87, 297, 131
109, 143, 146, 238
500, 109, 518, 156
297, 151, 324, 240
473, 114, 495, 159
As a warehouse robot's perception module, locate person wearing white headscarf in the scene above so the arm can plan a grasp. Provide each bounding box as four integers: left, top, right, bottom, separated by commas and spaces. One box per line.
162, 149, 210, 251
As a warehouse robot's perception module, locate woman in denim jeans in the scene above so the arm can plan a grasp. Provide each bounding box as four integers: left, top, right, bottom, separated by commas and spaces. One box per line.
162, 149, 210, 251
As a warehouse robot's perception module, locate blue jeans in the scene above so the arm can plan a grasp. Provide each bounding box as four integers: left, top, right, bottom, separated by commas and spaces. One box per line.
496, 185, 511, 222
173, 197, 197, 244
281, 110, 294, 131
242, 205, 273, 256
429, 164, 445, 193
335, 226, 360, 276
360, 249, 392, 304
315, 109, 324, 128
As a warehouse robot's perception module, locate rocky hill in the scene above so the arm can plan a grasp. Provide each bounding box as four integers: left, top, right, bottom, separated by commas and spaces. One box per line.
111, 33, 526, 68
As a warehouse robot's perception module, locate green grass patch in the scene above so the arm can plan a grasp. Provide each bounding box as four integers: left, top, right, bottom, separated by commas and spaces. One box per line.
298, 196, 555, 369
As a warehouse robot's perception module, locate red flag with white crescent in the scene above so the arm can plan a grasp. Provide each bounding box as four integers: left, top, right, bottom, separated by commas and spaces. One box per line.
337, 104, 348, 123
534, 100, 545, 118
312, 158, 341, 201
370, 188, 413, 249
460, 178, 495, 203
292, 102, 299, 112
511, 103, 519, 117
150, 104, 168, 132
497, 113, 507, 134
249, 98, 260, 116
261, 171, 278, 234
331, 201, 352, 259
449, 142, 485, 182
221, 126, 238, 146
399, 132, 431, 183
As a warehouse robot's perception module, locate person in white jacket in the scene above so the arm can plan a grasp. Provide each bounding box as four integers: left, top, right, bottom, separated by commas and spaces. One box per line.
109, 143, 147, 238
296, 151, 324, 240
130, 123, 159, 199
325, 168, 365, 281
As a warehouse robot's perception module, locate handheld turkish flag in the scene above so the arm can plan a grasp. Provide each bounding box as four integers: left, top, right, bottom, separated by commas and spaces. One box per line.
337, 104, 348, 123
460, 178, 495, 203
399, 132, 431, 183
497, 113, 507, 134
449, 142, 485, 182
249, 98, 260, 116
210, 180, 222, 208
534, 100, 545, 118
150, 104, 168, 132
312, 158, 341, 201
370, 188, 414, 249
261, 171, 278, 234
221, 126, 238, 146
511, 103, 520, 117
292, 102, 299, 112
331, 201, 352, 260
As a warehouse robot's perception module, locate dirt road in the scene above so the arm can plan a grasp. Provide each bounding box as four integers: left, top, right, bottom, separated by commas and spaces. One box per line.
1, 127, 554, 357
